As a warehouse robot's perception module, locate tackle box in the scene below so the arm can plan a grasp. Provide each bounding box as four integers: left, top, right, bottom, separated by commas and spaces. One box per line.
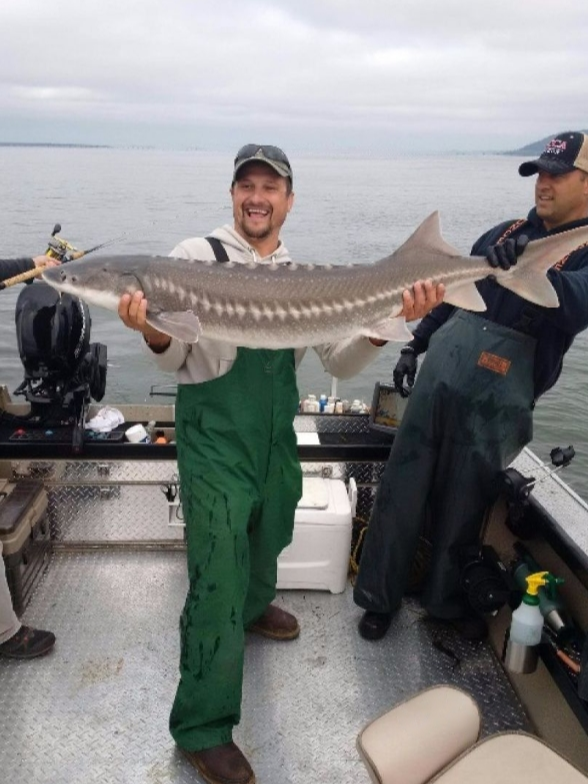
0, 479, 51, 615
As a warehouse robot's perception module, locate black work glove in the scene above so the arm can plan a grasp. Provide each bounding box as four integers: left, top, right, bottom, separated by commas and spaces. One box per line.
486, 234, 529, 271
393, 346, 418, 397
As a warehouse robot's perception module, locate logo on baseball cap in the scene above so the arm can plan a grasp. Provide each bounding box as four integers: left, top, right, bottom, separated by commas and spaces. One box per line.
519, 131, 588, 177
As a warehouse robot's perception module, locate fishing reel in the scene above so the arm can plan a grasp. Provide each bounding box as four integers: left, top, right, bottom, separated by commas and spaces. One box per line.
499, 446, 575, 537
45, 223, 85, 263
459, 545, 517, 615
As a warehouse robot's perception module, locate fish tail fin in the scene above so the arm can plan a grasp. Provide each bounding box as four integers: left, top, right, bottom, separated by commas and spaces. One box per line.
496, 272, 559, 307
493, 225, 588, 308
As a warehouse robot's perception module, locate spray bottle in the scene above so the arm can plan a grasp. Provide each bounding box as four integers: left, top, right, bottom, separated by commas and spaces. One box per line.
512, 554, 569, 640
503, 571, 551, 674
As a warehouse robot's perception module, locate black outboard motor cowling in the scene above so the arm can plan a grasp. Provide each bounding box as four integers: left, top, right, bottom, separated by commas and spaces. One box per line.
13, 281, 107, 451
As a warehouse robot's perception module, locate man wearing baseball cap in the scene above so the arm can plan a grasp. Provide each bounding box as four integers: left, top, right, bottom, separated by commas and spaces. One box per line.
118, 143, 445, 784
519, 131, 588, 178
355, 131, 588, 646
518, 132, 588, 230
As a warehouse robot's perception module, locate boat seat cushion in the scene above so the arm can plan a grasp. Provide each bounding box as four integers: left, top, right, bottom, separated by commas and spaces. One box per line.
357, 685, 481, 784
357, 684, 588, 784
435, 732, 588, 784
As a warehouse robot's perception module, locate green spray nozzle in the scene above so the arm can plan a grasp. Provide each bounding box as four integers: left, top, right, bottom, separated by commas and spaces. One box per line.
543, 572, 565, 600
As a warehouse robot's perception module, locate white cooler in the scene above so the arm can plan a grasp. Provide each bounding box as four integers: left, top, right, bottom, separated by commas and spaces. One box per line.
277, 476, 356, 594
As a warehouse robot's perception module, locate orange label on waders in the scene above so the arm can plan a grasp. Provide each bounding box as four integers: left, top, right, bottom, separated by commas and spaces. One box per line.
477, 351, 511, 376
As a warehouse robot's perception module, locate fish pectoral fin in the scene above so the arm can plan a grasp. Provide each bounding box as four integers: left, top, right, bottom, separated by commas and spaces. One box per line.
443, 281, 487, 312
366, 316, 414, 343
146, 310, 202, 343
497, 274, 560, 308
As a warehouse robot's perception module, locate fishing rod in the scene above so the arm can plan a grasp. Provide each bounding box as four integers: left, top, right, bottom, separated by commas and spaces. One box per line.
0, 223, 126, 290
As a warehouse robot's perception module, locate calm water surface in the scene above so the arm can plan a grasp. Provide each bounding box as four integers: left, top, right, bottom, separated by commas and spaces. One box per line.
1, 147, 586, 498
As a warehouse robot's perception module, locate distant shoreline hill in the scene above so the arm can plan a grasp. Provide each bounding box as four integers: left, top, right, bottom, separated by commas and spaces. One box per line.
505, 131, 588, 156
0, 142, 110, 149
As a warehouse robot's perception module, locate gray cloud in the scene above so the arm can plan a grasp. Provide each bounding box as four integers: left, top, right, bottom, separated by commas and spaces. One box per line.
1, 0, 587, 151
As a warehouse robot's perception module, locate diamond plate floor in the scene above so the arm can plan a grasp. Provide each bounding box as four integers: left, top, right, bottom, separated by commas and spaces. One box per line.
0, 551, 528, 784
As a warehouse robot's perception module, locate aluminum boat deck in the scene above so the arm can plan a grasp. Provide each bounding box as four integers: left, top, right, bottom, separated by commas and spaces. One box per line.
1, 404, 587, 783
1, 554, 528, 784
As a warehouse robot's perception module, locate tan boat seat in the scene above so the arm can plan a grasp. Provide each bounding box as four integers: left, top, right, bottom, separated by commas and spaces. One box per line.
357, 684, 588, 784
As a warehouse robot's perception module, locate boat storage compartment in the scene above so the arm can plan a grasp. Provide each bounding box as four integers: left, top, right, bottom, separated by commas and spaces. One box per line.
277, 477, 356, 594
0, 479, 50, 615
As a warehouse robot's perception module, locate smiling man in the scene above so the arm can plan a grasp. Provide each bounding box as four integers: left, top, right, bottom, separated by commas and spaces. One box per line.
231, 149, 294, 248
117, 143, 444, 784
354, 130, 588, 647
530, 139, 588, 230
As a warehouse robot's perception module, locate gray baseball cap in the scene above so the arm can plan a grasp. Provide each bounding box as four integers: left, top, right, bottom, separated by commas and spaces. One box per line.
232, 144, 293, 182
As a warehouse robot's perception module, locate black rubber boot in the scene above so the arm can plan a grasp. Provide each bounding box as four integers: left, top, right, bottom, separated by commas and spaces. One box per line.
0, 625, 56, 660
358, 611, 393, 641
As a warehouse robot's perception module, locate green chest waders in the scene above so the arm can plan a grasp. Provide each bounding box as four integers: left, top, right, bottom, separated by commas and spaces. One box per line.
354, 310, 536, 620
169, 347, 302, 751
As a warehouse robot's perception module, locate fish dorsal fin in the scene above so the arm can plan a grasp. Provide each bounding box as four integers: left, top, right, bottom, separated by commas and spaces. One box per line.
402, 211, 464, 258
379, 211, 487, 313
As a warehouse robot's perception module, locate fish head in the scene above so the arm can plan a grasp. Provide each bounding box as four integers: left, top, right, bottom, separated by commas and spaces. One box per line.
42, 256, 144, 312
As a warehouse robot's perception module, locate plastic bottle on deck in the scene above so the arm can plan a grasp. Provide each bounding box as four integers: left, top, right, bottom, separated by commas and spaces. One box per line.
503, 571, 549, 674
308, 395, 320, 413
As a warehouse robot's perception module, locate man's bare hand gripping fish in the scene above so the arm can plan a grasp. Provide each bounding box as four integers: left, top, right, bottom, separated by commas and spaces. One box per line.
42, 211, 587, 349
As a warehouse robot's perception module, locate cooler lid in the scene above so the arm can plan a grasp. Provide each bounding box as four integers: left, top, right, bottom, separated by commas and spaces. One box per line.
296, 432, 320, 446
297, 477, 329, 509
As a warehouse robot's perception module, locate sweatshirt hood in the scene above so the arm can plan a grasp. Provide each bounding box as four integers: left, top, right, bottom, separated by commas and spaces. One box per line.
208, 225, 291, 263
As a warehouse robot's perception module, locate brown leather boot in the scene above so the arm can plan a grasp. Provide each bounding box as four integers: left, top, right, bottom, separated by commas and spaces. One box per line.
248, 604, 300, 641
180, 741, 255, 784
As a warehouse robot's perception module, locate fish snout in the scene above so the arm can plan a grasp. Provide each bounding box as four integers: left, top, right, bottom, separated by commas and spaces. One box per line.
42, 265, 65, 284
53, 268, 75, 286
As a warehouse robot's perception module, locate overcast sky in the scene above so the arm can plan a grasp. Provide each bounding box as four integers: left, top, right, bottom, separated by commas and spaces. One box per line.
1, 0, 587, 153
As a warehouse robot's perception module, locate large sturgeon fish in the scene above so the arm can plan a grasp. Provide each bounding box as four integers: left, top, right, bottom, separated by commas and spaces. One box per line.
41, 212, 588, 348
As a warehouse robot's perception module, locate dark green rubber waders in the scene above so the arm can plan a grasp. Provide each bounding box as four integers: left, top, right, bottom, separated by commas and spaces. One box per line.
170, 347, 302, 751
354, 311, 536, 620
